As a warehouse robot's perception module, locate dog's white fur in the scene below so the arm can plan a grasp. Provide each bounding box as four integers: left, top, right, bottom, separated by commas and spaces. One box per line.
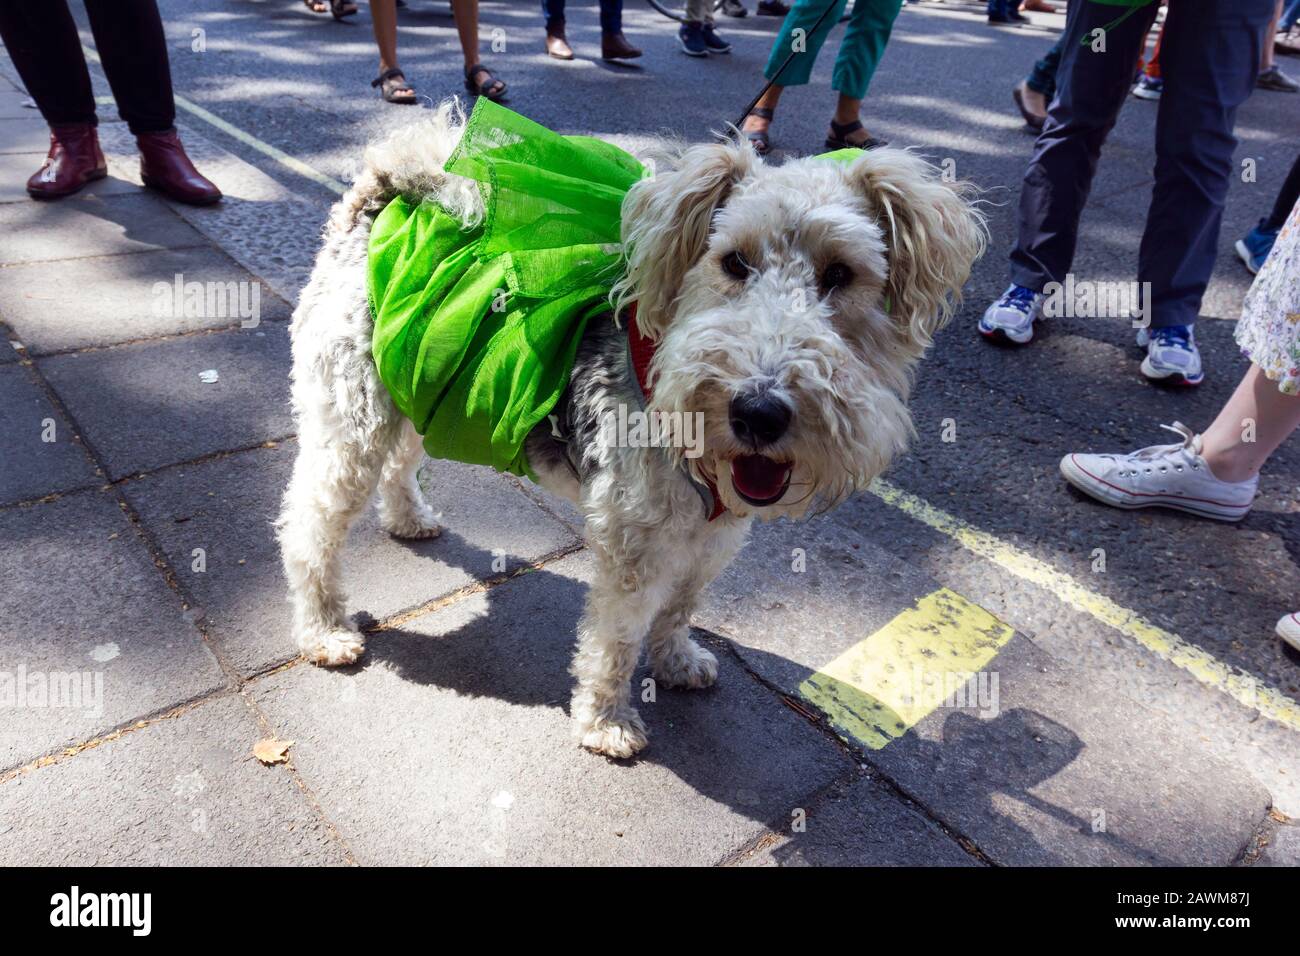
278, 101, 985, 758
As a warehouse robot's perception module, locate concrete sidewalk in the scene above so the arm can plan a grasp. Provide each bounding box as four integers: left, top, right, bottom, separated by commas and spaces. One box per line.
0, 27, 1297, 864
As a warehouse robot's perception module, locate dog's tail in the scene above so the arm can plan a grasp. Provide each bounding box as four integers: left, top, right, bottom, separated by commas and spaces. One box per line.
330, 98, 483, 233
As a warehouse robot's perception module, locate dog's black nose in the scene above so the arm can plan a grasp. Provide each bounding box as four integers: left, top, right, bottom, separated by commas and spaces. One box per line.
729, 392, 792, 448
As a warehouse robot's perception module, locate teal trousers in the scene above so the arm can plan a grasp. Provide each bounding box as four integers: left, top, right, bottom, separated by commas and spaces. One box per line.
763, 0, 903, 100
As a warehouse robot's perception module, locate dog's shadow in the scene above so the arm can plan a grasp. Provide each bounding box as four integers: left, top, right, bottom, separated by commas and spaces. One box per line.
336, 527, 1159, 864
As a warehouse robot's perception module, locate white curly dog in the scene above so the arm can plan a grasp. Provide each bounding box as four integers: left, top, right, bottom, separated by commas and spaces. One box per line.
278, 103, 985, 758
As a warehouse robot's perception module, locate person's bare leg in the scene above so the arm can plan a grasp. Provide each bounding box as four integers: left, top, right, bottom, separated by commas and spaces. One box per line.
1263, 0, 1283, 70
740, 85, 783, 136
1199, 364, 1300, 482
452, 0, 480, 72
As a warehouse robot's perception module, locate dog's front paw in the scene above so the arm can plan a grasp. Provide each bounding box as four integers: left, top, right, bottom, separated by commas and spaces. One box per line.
299, 627, 366, 666
577, 710, 648, 759
381, 506, 442, 541
653, 639, 718, 690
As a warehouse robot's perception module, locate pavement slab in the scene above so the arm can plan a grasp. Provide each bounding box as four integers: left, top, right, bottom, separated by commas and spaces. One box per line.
38, 321, 294, 479
0, 490, 227, 771
734, 774, 980, 867
0, 245, 289, 354
0, 363, 100, 504
1256, 822, 1300, 867
696, 516, 1272, 865
0, 695, 348, 865
0, 192, 207, 266
0, 116, 50, 155
122, 440, 581, 676
248, 551, 862, 865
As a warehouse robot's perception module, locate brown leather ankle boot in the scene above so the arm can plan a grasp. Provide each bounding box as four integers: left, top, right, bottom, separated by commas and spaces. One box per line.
26, 123, 107, 200
136, 128, 222, 206
601, 32, 642, 61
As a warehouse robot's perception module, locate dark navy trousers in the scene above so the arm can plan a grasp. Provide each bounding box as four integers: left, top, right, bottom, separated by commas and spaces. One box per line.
1009, 0, 1273, 329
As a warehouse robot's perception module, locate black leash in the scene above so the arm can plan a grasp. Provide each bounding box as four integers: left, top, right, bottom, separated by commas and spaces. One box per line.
732, 0, 848, 131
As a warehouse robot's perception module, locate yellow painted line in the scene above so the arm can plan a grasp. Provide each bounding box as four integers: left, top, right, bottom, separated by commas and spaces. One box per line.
85, 51, 347, 197
800, 587, 1013, 750
869, 478, 1300, 734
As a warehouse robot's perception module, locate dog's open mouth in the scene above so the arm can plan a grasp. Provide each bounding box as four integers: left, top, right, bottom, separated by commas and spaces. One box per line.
729, 455, 793, 506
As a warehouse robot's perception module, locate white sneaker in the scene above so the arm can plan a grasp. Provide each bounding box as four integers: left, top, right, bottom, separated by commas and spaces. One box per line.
1277, 612, 1300, 651
1060, 422, 1257, 521
979, 283, 1044, 345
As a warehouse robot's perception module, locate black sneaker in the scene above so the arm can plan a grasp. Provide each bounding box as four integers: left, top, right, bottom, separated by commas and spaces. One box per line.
720, 0, 747, 16
757, 0, 789, 16
678, 21, 708, 56
702, 24, 731, 53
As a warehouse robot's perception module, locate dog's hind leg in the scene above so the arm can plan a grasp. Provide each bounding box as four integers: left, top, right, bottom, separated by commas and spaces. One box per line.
279, 421, 392, 666
376, 421, 442, 540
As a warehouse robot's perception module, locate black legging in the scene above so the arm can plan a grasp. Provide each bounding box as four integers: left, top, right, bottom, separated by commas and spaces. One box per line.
0, 0, 174, 135
1264, 153, 1300, 232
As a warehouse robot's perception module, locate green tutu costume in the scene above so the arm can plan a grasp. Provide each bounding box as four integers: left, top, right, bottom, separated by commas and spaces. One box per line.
368, 98, 860, 482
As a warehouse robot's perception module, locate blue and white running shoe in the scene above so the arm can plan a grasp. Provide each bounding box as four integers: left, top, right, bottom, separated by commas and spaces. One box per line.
978, 283, 1045, 345
1138, 324, 1203, 386
1235, 219, 1279, 274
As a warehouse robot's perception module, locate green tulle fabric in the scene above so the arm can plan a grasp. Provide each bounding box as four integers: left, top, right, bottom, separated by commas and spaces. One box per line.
368, 99, 862, 480
368, 98, 646, 478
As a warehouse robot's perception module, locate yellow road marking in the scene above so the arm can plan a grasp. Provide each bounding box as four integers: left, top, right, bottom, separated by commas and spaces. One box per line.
869, 478, 1300, 734
84, 53, 348, 197
800, 587, 1013, 749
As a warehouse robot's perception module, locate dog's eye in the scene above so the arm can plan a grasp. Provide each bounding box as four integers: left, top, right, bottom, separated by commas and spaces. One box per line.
721, 251, 751, 281
821, 262, 854, 292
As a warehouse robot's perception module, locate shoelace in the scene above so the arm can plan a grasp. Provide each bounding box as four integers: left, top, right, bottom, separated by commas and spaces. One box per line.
998, 285, 1037, 315
1126, 421, 1201, 462
1150, 326, 1192, 350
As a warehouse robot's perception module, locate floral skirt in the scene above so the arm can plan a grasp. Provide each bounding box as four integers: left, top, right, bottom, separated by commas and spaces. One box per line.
1236, 197, 1300, 394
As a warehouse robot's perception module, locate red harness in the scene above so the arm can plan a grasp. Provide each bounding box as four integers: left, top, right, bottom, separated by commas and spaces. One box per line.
625, 303, 727, 521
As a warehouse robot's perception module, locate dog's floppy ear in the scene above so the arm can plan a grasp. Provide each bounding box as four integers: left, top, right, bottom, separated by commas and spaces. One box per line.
847, 149, 986, 348
614, 140, 755, 339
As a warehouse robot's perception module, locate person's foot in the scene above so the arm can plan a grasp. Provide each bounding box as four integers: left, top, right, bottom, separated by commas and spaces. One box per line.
26, 123, 107, 200
978, 283, 1044, 344
546, 27, 574, 59
756, 0, 789, 15
988, 12, 1013, 24
602, 31, 642, 60
678, 22, 708, 56
1060, 422, 1258, 522
702, 23, 731, 53
1236, 219, 1279, 274
1020, 0, 1057, 10
1132, 74, 1163, 100
721, 0, 747, 16
1258, 64, 1300, 92
1137, 324, 1203, 386
1012, 80, 1047, 129
741, 108, 774, 155
1277, 28, 1300, 56
136, 128, 221, 206
1276, 612, 1300, 651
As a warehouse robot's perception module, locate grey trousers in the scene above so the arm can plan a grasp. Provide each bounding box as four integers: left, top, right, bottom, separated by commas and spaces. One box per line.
1009, 0, 1273, 328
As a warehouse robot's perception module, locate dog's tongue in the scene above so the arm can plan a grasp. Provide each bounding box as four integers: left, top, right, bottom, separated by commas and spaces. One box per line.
730, 455, 792, 504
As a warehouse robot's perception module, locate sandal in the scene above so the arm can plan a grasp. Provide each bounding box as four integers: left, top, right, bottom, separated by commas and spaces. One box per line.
464, 63, 507, 102
302, 0, 329, 12
372, 67, 417, 105
330, 0, 358, 19
742, 107, 774, 156
825, 118, 887, 151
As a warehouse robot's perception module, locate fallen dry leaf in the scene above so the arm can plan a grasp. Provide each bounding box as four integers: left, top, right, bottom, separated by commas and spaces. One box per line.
253, 738, 294, 765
